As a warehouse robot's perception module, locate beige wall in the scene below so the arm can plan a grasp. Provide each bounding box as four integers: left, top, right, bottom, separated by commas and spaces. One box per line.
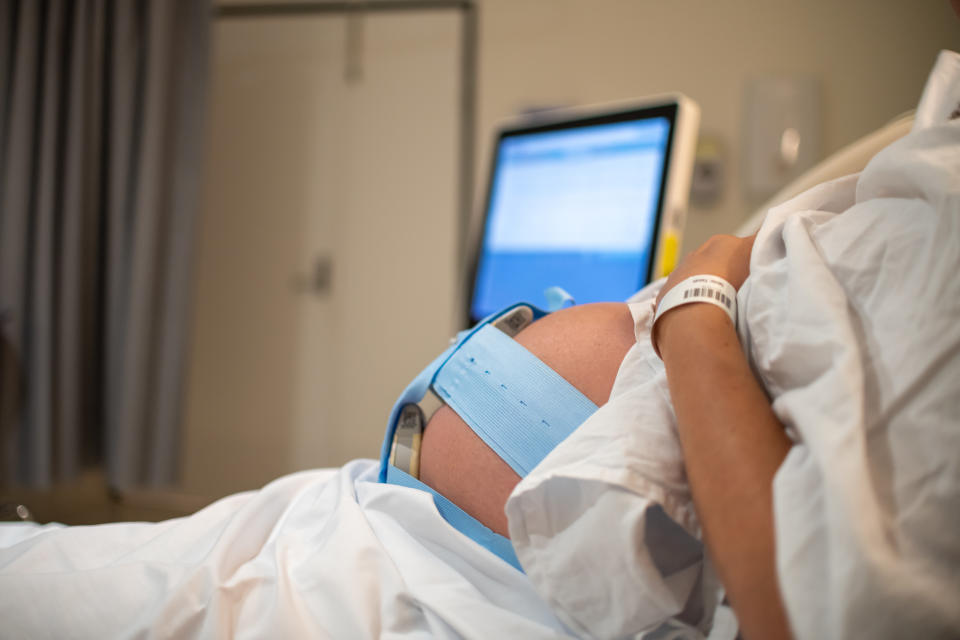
474, 0, 958, 251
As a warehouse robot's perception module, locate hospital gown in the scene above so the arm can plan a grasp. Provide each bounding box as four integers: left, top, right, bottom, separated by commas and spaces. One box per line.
2, 50, 959, 640
507, 49, 960, 639
751, 51, 960, 638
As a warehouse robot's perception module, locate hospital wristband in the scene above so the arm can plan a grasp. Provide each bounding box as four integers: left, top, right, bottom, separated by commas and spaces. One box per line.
651, 275, 737, 358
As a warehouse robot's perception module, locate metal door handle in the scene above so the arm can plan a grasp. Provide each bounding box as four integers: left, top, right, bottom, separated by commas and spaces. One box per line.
292, 255, 333, 297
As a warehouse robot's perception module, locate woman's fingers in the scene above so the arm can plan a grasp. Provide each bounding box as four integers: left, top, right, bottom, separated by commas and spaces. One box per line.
656, 234, 756, 308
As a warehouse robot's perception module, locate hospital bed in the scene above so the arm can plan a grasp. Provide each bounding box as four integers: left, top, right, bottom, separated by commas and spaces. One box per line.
736, 111, 914, 235
0, 90, 952, 640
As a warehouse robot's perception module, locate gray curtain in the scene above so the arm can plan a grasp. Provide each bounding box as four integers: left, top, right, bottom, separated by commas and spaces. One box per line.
0, 0, 210, 489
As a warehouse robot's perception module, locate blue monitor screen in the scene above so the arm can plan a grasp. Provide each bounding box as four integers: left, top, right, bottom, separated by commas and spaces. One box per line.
470, 115, 672, 321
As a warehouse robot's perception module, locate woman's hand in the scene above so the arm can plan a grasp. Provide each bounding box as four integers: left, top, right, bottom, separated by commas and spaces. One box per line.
653, 233, 756, 357
655, 233, 757, 309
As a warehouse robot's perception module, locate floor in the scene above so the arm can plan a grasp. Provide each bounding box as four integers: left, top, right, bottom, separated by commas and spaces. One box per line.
1, 470, 213, 525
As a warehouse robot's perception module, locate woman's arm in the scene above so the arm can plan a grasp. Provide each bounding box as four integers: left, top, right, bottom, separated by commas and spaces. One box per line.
654, 235, 793, 640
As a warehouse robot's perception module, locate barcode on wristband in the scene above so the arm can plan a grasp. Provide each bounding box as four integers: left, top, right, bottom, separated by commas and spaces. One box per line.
652, 274, 738, 358
683, 287, 733, 309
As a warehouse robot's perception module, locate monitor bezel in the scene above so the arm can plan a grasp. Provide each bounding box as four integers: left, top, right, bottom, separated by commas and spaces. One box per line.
466, 101, 680, 325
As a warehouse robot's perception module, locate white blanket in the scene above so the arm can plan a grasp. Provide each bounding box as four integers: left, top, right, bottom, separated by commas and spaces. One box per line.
506, 50, 960, 639
0, 461, 568, 638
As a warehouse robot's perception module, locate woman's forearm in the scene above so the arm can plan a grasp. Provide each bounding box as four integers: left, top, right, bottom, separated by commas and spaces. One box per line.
657, 303, 793, 640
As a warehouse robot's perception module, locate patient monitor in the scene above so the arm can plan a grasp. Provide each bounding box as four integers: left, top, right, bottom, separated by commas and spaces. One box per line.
467, 96, 700, 324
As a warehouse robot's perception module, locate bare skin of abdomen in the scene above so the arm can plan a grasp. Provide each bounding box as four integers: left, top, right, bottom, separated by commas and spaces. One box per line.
419, 302, 637, 537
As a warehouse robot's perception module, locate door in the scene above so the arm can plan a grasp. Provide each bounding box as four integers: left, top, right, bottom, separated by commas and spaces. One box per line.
181, 10, 461, 497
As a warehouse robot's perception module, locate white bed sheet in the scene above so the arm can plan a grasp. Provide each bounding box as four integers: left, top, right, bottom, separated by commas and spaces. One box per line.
0, 461, 568, 639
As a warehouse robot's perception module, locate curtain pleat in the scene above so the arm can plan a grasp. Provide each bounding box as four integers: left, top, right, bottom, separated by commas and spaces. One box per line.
0, 0, 210, 489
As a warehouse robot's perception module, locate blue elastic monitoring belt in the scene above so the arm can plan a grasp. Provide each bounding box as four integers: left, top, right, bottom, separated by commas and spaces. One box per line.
378, 302, 598, 571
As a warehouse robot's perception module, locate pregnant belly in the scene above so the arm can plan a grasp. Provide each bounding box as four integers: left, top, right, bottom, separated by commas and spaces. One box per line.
419, 302, 637, 536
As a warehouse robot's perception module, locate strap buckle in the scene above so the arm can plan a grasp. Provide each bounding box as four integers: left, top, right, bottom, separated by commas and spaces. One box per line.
388, 305, 537, 478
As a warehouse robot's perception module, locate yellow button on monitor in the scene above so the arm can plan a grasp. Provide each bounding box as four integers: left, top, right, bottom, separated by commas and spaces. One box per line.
659, 232, 679, 277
